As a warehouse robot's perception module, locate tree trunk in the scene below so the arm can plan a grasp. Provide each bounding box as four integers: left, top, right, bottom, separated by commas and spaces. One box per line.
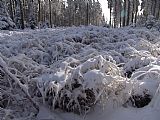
134, 0, 138, 24
114, 0, 117, 28
158, 2, 160, 19
86, 2, 89, 26
155, 0, 159, 19
9, 0, 14, 20
151, 0, 155, 16
119, 2, 122, 27
13, 0, 16, 18
49, 0, 52, 28
126, 0, 130, 26
131, 0, 134, 24
38, 0, 41, 24
54, 12, 57, 27
22, 0, 25, 22
153, 0, 156, 17
109, 2, 112, 27
19, 0, 24, 29
123, 0, 126, 27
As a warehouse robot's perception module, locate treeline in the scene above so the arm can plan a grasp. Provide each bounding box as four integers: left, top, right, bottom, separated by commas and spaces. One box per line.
1, 0, 160, 30
108, 0, 160, 28
4, 0, 104, 29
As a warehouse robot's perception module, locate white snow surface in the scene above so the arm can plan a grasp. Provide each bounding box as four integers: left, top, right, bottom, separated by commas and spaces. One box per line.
0, 26, 160, 120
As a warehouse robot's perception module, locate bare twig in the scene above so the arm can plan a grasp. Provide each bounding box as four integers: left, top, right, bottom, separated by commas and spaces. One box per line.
0, 56, 39, 112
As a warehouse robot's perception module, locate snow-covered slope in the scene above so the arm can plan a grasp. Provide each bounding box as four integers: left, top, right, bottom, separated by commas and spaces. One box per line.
0, 26, 160, 120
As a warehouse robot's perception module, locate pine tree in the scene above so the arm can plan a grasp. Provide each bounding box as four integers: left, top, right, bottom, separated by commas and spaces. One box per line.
0, 0, 15, 30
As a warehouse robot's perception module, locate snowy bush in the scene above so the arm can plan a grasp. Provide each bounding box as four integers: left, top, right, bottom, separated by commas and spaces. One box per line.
136, 15, 160, 32
35, 55, 130, 114
145, 15, 156, 29
125, 63, 160, 108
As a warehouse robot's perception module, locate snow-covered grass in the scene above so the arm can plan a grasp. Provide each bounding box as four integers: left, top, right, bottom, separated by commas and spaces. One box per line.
0, 26, 160, 119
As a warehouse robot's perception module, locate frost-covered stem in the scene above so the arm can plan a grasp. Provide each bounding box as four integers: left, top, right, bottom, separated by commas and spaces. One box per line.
94, 87, 105, 104
149, 83, 160, 109
0, 56, 39, 112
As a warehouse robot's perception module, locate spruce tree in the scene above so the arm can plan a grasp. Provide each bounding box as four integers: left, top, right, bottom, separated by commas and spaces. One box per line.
0, 0, 15, 30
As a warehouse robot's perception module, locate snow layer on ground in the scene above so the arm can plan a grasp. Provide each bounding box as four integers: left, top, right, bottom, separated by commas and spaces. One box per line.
0, 26, 160, 120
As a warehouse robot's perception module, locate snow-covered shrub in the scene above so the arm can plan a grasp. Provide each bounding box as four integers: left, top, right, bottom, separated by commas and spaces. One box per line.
0, 56, 39, 119
36, 55, 130, 114
125, 62, 160, 108
123, 56, 156, 78
145, 15, 156, 29
103, 23, 110, 28
136, 15, 160, 32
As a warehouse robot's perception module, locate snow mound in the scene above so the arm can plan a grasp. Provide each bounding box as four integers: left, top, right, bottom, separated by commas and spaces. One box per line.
35, 55, 130, 114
